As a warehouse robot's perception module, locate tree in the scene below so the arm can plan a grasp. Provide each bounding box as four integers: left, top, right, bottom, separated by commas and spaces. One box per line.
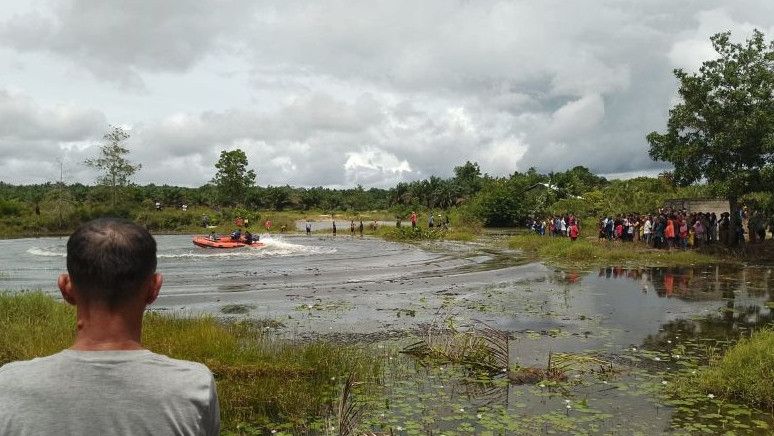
211, 149, 256, 207
452, 161, 483, 200
552, 166, 608, 197
85, 126, 141, 208
264, 185, 294, 211
647, 30, 774, 243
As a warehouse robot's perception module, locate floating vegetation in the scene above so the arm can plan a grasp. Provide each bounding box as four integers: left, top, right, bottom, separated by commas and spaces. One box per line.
294, 300, 353, 312
220, 303, 254, 315
393, 308, 416, 318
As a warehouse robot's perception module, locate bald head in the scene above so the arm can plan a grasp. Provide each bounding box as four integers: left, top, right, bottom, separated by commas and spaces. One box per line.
66, 218, 157, 308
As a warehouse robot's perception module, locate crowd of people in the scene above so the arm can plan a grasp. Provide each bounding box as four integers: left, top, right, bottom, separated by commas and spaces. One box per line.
596, 209, 772, 248
529, 208, 771, 248
527, 214, 582, 241
597, 211, 721, 248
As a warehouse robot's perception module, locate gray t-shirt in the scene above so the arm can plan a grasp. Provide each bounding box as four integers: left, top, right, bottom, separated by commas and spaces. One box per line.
0, 349, 220, 436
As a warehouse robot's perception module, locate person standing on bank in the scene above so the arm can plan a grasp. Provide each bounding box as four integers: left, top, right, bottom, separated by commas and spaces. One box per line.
0, 218, 220, 435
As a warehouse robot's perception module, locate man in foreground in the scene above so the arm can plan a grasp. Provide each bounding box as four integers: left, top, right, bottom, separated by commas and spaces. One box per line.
0, 218, 220, 435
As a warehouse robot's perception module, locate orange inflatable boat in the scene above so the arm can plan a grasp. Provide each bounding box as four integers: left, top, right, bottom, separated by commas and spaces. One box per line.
192, 235, 265, 249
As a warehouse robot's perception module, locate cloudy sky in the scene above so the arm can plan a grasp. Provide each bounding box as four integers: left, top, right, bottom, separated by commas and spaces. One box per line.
0, 1, 771, 187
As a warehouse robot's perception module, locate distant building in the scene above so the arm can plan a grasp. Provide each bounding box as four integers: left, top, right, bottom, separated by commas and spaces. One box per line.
663, 198, 729, 216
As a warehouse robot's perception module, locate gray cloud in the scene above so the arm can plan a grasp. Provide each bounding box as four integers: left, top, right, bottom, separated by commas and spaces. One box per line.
0, 0, 771, 187
0, 0, 255, 88
0, 89, 107, 184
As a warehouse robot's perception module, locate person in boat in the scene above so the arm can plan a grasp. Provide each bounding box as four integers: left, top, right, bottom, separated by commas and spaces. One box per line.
230, 229, 241, 241
0, 218, 220, 434
208, 231, 217, 241
243, 231, 253, 245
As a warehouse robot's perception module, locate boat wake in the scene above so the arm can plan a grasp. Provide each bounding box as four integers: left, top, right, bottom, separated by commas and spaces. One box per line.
26, 235, 334, 260
26, 247, 66, 257
158, 235, 335, 259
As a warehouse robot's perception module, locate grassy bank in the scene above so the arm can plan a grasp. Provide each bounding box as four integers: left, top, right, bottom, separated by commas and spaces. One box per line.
691, 329, 774, 411
0, 292, 381, 434
508, 233, 722, 267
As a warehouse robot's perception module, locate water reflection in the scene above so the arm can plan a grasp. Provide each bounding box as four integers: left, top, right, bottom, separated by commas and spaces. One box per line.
589, 265, 773, 346
594, 265, 773, 301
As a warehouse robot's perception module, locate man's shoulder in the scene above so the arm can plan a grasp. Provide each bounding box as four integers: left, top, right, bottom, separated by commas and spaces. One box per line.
144, 352, 214, 376
0, 353, 62, 377
0, 350, 213, 380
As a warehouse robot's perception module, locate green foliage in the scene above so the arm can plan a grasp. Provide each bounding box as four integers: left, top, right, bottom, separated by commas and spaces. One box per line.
647, 30, 774, 200
453, 161, 483, 199
550, 177, 715, 217
693, 329, 774, 411
212, 149, 256, 207
550, 166, 607, 198
0, 198, 23, 216
461, 169, 551, 226
0, 292, 381, 432
84, 126, 141, 208
465, 179, 526, 226
261, 185, 295, 211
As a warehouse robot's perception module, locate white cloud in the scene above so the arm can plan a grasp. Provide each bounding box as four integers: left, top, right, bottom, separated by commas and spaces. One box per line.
344, 147, 412, 186
270, 156, 297, 174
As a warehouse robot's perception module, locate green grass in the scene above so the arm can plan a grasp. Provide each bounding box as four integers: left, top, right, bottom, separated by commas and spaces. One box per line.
508, 233, 721, 267
692, 329, 774, 411
0, 292, 381, 433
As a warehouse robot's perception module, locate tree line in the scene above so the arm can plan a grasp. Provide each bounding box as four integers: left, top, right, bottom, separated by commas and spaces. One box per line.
0, 30, 771, 236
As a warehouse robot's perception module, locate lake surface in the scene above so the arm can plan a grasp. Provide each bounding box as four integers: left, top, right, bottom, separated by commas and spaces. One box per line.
2, 234, 772, 433
3, 235, 770, 342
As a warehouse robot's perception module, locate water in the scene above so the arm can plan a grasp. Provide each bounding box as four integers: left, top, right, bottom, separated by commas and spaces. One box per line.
2, 234, 772, 353
2, 235, 773, 433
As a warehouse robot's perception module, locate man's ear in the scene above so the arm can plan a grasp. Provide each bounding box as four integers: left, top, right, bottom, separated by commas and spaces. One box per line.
58, 274, 77, 306
145, 273, 163, 306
